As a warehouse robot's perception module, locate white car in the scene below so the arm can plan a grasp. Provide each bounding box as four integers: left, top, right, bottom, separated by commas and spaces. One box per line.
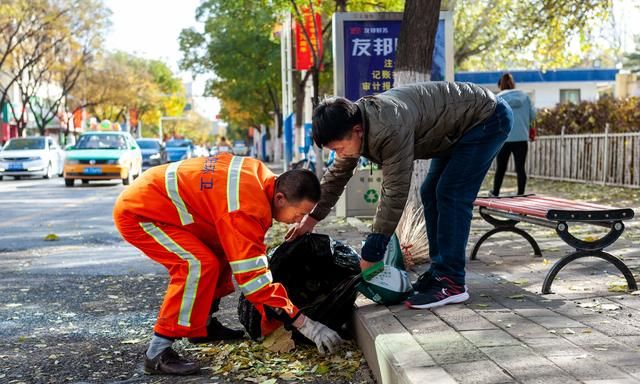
193, 145, 210, 158
0, 136, 64, 180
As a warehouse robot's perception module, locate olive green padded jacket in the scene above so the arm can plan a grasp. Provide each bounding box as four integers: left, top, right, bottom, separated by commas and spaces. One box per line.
310, 81, 497, 235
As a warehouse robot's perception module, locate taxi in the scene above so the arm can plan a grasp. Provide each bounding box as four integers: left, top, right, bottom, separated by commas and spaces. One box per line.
63, 131, 142, 187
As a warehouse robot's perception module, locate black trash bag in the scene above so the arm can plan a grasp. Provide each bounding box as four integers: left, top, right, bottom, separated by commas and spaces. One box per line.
237, 233, 361, 340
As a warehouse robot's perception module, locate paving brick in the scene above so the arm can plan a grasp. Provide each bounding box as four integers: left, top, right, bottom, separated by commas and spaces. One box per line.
461, 329, 522, 348
478, 310, 557, 339
619, 364, 640, 380
480, 345, 580, 384
395, 308, 452, 334
580, 342, 640, 368
512, 308, 559, 317
486, 293, 553, 311
527, 315, 586, 329
547, 354, 632, 380
414, 330, 486, 365
552, 303, 640, 337
524, 336, 588, 357
443, 360, 515, 384
558, 328, 621, 347
612, 335, 640, 349
402, 366, 458, 384
582, 379, 639, 384
433, 305, 497, 331
607, 295, 640, 311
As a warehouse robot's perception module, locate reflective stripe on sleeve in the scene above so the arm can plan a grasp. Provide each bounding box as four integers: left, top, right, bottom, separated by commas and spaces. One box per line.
165, 161, 194, 225
140, 222, 200, 327
226, 156, 245, 212
229, 255, 268, 274
238, 271, 273, 296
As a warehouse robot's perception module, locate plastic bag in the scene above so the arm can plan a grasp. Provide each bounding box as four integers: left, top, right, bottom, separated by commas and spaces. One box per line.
237, 233, 361, 340
357, 234, 413, 305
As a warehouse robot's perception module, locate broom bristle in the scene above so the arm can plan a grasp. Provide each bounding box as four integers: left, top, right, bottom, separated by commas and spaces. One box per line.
396, 189, 429, 270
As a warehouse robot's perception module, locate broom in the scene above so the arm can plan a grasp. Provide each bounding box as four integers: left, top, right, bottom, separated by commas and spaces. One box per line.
395, 160, 430, 270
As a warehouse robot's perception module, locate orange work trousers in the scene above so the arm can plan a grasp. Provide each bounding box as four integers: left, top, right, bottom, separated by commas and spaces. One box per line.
114, 209, 234, 339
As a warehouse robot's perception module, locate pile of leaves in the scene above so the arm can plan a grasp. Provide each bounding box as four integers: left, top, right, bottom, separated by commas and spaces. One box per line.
536, 96, 640, 135
265, 222, 288, 255
187, 338, 363, 382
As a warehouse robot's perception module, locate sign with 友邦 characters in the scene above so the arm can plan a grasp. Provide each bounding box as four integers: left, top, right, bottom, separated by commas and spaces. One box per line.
333, 12, 453, 101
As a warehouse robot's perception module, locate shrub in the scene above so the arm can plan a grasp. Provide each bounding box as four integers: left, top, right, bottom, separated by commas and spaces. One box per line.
536, 96, 640, 135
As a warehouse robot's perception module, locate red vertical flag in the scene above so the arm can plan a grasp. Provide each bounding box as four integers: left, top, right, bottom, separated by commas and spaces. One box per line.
294, 3, 323, 71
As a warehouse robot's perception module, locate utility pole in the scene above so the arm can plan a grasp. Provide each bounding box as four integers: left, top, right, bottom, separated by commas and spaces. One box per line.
280, 12, 294, 170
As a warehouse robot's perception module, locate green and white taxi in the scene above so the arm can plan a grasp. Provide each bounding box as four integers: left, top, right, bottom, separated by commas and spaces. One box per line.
63, 131, 142, 187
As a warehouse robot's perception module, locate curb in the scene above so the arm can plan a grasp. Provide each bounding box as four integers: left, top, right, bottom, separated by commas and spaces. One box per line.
353, 297, 457, 384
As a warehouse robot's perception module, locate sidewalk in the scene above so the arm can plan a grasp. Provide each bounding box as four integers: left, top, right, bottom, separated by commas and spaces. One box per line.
316, 210, 640, 384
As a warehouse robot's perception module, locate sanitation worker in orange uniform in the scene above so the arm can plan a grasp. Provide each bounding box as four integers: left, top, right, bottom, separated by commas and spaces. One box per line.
113, 153, 343, 376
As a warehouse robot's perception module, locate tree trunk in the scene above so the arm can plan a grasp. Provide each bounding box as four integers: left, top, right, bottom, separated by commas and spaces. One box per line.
394, 0, 442, 267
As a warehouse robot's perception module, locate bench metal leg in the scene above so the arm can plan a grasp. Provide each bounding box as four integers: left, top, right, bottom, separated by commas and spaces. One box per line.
541, 250, 638, 294
470, 226, 543, 260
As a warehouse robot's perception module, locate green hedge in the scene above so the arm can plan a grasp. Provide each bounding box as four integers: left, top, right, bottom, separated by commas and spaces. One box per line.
536, 96, 640, 135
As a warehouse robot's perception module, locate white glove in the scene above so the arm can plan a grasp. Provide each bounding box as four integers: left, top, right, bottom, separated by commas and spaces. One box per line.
294, 314, 344, 355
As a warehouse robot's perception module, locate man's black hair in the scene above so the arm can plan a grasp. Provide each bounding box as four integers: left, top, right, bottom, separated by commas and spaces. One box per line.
312, 97, 362, 148
275, 169, 321, 203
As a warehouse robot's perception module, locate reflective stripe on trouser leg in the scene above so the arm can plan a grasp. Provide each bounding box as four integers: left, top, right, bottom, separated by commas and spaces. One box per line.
227, 156, 245, 212
140, 222, 201, 327
165, 161, 194, 225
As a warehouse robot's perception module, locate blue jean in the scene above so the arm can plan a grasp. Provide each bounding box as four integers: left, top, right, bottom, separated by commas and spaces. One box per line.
420, 97, 512, 285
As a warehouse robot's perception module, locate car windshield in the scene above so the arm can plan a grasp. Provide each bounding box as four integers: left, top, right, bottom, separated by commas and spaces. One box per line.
137, 140, 161, 150
75, 134, 127, 150
4, 138, 45, 150
166, 140, 191, 148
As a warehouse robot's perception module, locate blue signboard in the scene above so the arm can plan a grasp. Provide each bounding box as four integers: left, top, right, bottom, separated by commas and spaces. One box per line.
342, 19, 446, 101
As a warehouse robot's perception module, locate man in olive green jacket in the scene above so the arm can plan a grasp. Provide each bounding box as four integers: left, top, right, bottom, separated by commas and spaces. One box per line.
287, 82, 512, 309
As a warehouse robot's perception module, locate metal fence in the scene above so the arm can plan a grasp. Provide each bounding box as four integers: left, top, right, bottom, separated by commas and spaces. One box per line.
492, 126, 640, 188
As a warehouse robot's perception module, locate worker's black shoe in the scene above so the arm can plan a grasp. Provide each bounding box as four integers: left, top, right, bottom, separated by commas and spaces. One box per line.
143, 348, 200, 376
188, 317, 245, 344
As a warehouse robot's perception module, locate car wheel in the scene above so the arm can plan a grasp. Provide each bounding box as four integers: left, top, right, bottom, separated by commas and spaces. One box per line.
122, 169, 132, 185
0, 176, 3, 181
43, 162, 52, 179
64, 178, 74, 187
81, 179, 89, 184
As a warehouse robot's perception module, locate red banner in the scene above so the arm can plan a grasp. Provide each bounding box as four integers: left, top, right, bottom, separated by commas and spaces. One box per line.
73, 109, 84, 130
294, 5, 323, 71
129, 109, 138, 127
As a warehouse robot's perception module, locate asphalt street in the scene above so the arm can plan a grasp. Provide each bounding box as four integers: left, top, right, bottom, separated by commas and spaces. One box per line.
0, 177, 256, 383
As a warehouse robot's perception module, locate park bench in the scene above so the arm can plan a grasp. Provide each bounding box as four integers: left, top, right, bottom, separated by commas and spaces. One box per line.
471, 195, 637, 294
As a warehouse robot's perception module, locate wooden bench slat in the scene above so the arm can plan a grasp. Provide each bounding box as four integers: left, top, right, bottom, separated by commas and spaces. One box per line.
474, 195, 618, 219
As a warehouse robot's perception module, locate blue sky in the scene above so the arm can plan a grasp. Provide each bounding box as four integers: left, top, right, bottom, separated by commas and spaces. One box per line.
104, 0, 219, 119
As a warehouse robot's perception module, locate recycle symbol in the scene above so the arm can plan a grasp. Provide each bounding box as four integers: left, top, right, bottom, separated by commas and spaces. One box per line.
364, 189, 379, 203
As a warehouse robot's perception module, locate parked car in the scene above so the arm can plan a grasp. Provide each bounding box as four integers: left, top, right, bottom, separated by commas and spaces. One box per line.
193, 145, 210, 158
0, 136, 64, 180
136, 138, 167, 169
210, 144, 232, 156
63, 131, 142, 187
165, 139, 194, 162
232, 140, 249, 156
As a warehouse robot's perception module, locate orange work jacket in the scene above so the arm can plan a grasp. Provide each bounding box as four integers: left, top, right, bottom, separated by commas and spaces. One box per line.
117, 153, 298, 334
